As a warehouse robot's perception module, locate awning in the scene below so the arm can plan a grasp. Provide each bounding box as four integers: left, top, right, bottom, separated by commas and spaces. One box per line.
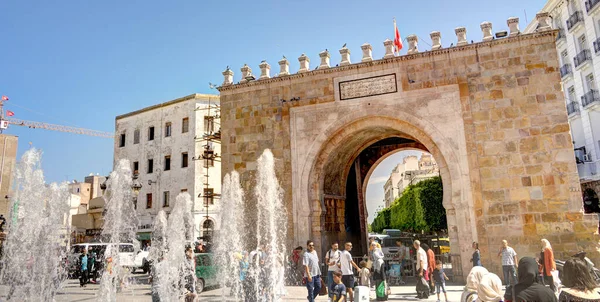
137, 232, 152, 241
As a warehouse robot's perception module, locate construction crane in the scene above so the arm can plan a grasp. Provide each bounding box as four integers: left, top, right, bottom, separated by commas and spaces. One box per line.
0, 99, 114, 138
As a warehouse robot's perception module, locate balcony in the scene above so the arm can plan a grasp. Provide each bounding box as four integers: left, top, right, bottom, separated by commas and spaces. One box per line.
560, 63, 573, 78
557, 28, 567, 45
574, 49, 592, 69
567, 11, 585, 32
582, 89, 600, 107
567, 101, 580, 116
578, 160, 600, 182
595, 38, 600, 55
586, 0, 600, 15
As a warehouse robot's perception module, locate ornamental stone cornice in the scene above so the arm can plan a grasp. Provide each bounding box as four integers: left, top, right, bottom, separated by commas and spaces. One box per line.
218, 30, 558, 92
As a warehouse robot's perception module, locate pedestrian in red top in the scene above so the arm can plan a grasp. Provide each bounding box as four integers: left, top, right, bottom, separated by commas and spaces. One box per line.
422, 243, 436, 294
540, 239, 557, 293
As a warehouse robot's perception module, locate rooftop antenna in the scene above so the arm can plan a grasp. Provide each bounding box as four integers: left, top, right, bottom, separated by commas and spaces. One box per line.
524, 9, 528, 24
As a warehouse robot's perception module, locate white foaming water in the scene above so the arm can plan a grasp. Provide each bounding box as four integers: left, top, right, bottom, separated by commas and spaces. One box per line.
217, 149, 288, 301
97, 159, 139, 301
215, 171, 245, 297
152, 193, 195, 301
1, 148, 71, 302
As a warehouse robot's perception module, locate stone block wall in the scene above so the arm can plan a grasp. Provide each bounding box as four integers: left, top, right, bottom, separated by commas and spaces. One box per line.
219, 30, 600, 274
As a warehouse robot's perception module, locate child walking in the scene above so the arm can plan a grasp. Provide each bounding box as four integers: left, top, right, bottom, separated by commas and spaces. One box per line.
358, 260, 370, 288
433, 260, 449, 302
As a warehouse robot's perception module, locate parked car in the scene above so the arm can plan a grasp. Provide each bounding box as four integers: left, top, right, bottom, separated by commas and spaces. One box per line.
195, 253, 218, 293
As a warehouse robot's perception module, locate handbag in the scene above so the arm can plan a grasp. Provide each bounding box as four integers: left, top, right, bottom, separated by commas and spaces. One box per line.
319, 278, 328, 296
551, 269, 561, 289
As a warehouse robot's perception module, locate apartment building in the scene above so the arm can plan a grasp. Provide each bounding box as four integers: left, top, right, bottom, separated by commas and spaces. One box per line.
113, 93, 221, 243
383, 153, 439, 207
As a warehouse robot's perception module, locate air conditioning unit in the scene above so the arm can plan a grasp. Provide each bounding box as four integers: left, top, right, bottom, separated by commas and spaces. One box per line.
584, 153, 593, 162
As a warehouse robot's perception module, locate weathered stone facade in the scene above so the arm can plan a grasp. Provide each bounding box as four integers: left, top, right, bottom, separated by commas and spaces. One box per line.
219, 30, 600, 279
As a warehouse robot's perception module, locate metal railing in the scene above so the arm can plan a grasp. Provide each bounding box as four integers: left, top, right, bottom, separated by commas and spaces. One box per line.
574, 49, 592, 68
594, 38, 600, 55
578, 160, 600, 180
557, 28, 567, 43
560, 64, 573, 78
582, 89, 600, 107
567, 11, 584, 31
586, 0, 600, 13
567, 101, 580, 115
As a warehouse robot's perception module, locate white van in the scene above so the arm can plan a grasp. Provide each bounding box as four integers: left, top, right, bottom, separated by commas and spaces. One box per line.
68, 243, 148, 276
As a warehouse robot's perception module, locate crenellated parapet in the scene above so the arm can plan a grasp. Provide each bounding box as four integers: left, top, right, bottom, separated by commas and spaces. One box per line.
219, 15, 552, 90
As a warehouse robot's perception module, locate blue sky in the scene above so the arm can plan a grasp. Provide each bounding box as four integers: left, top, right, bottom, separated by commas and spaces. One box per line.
1, 0, 545, 189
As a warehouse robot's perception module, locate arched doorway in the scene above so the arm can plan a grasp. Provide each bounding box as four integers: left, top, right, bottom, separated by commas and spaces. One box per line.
202, 218, 215, 241
295, 108, 477, 279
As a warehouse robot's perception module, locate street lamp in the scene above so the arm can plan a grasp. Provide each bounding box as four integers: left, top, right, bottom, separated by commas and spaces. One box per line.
131, 172, 142, 210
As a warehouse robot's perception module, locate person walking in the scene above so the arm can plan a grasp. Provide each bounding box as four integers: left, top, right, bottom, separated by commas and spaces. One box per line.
303, 240, 321, 302
340, 242, 360, 302
423, 243, 436, 294
325, 242, 342, 299
88, 247, 97, 284
539, 238, 557, 293
79, 249, 89, 287
414, 240, 429, 299
433, 260, 449, 302
470, 242, 482, 267
394, 240, 407, 284
497, 239, 517, 287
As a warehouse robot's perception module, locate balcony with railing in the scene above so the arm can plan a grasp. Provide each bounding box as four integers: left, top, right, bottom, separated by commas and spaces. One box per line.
578, 160, 600, 181
594, 38, 600, 55
582, 89, 600, 107
557, 28, 567, 44
574, 49, 592, 68
560, 63, 573, 78
567, 11, 585, 31
567, 101, 580, 116
586, 0, 600, 14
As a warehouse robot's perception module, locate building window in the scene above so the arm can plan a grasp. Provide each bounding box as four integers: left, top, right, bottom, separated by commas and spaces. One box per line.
182, 152, 188, 168
203, 188, 214, 205
163, 191, 170, 207
119, 133, 126, 147
578, 34, 587, 51
148, 127, 155, 141
164, 155, 171, 171
181, 189, 188, 193
134, 129, 140, 144
586, 73, 596, 91
133, 161, 139, 174
165, 122, 172, 137
202, 219, 214, 238
204, 156, 214, 167
146, 193, 153, 209
182, 117, 189, 133
204, 116, 214, 133
77, 188, 80, 193
568, 86, 576, 102
148, 159, 154, 174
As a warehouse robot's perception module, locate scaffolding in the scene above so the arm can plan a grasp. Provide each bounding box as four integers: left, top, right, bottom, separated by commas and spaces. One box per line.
195, 98, 221, 245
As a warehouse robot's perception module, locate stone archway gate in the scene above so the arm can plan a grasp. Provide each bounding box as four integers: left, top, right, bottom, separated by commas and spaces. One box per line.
218, 26, 600, 279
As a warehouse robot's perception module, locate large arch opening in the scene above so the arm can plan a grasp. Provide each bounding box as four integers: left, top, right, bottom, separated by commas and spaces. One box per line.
303, 113, 475, 280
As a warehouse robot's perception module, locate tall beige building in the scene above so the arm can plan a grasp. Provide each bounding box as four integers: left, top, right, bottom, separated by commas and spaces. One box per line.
383, 153, 439, 207
0, 134, 18, 218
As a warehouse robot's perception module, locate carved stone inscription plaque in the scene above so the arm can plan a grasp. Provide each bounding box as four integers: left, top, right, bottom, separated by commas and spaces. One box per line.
338, 74, 397, 100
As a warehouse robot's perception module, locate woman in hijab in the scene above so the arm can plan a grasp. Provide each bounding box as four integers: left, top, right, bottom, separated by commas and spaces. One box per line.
461, 266, 489, 302
477, 273, 503, 302
540, 239, 557, 292
513, 257, 556, 302
558, 258, 600, 301
371, 242, 388, 299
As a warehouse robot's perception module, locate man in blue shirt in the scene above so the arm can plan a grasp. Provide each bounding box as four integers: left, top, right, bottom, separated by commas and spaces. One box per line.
79, 249, 88, 287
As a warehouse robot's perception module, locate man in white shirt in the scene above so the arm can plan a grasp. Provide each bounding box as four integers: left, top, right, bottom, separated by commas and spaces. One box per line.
414, 240, 429, 298
497, 239, 518, 286
340, 242, 360, 302
325, 242, 342, 297
303, 240, 322, 302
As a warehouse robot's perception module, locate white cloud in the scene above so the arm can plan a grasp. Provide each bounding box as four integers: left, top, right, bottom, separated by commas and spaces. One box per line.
368, 176, 388, 186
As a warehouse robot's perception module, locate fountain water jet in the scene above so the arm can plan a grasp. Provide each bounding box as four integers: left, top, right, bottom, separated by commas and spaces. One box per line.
97, 159, 139, 301
1, 148, 71, 302
152, 193, 195, 301
216, 149, 288, 301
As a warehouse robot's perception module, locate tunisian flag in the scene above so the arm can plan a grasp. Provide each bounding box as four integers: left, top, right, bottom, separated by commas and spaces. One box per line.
394, 18, 403, 54
1, 96, 8, 101
6, 110, 14, 117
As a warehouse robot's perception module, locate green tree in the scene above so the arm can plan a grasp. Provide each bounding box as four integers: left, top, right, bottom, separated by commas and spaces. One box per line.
418, 176, 446, 230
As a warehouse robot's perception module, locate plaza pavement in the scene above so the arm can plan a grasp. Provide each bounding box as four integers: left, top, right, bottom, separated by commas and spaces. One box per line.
0, 274, 468, 301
